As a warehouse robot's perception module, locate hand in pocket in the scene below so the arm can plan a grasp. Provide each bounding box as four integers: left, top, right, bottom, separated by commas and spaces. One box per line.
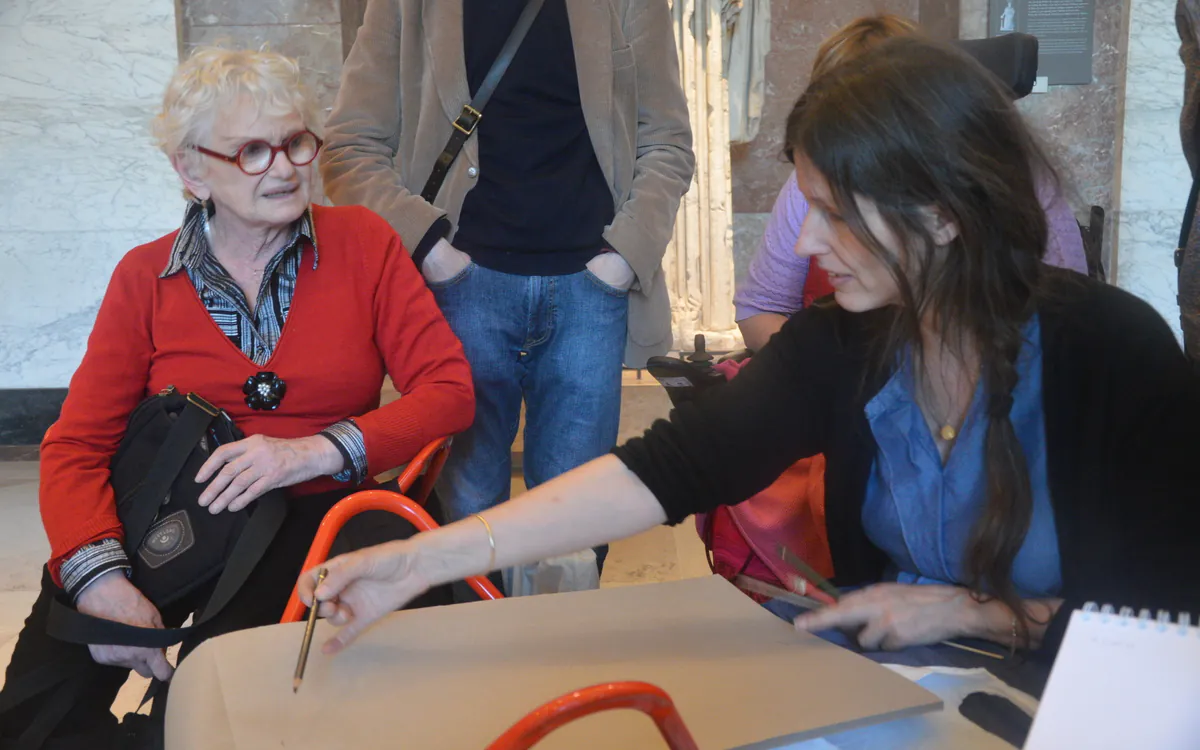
421, 238, 472, 284
586, 251, 636, 291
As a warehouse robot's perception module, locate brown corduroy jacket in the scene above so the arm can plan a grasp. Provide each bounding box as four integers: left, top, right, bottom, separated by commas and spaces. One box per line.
1177, 0, 1200, 355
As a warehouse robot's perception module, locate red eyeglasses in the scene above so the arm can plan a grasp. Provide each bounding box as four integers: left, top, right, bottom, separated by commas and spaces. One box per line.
191, 130, 323, 176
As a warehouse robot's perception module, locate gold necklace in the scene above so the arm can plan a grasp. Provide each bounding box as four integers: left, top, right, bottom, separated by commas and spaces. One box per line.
921, 362, 977, 444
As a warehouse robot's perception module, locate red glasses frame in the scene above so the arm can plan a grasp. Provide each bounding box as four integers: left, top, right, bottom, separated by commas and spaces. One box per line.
191, 130, 323, 176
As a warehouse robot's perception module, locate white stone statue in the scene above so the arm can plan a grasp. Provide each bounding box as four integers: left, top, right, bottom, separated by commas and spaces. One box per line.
723, 0, 772, 145
664, 0, 744, 353
1000, 0, 1016, 33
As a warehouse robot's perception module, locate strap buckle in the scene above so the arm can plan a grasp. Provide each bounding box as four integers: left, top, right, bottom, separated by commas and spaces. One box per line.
452, 104, 482, 136
186, 392, 220, 417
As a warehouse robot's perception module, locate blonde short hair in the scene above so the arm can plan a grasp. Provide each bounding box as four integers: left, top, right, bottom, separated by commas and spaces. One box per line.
152, 47, 317, 168
811, 15, 919, 80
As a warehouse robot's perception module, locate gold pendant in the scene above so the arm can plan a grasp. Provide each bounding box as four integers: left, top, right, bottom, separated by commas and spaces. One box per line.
939, 424, 957, 442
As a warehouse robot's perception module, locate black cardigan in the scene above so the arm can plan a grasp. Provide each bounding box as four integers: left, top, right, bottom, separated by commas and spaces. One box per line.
614, 270, 1200, 657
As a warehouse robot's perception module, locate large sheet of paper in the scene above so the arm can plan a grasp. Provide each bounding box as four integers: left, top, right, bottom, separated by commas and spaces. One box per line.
166, 575, 939, 749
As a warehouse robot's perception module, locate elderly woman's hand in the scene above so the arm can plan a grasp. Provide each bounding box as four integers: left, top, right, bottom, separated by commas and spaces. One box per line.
196, 434, 343, 513
76, 570, 175, 681
297, 540, 431, 654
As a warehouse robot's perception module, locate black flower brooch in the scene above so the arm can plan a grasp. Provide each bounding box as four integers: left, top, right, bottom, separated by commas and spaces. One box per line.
243, 371, 287, 411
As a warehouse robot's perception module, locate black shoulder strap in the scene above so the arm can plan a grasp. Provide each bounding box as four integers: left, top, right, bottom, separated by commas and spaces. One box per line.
45, 493, 286, 649
1178, 176, 1200, 269
419, 0, 547, 204
121, 397, 218, 559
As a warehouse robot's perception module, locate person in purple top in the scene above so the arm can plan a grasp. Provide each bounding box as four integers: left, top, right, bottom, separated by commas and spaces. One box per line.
735, 17, 1090, 352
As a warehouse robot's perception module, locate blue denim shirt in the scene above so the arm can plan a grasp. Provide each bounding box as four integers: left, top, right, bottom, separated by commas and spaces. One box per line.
861, 316, 1062, 599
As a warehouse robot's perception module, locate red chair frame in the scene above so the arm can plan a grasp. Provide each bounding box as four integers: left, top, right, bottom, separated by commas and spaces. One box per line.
281, 489, 503, 624
485, 681, 699, 750
393, 436, 451, 506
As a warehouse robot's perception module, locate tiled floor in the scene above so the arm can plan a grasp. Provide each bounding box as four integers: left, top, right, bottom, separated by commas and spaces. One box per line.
0, 459, 708, 720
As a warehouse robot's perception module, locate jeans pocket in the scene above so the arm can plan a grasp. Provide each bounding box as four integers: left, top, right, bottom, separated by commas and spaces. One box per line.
583, 269, 631, 298
427, 261, 477, 291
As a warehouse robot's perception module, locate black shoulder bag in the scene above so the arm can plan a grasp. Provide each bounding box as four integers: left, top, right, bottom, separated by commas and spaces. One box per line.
419, 0, 547, 204
0, 388, 288, 749
46, 386, 287, 648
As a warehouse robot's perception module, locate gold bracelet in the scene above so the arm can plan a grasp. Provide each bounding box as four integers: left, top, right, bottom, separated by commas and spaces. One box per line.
1010, 613, 1019, 656
473, 513, 496, 573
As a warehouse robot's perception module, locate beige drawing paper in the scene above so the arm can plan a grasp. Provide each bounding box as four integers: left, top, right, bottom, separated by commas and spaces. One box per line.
166, 575, 939, 749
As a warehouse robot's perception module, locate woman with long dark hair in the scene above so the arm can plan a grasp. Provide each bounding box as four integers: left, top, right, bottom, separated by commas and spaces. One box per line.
297, 37, 1200, 660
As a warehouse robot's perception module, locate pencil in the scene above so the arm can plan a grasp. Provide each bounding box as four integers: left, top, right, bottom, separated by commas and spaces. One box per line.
777, 544, 843, 602
293, 567, 328, 693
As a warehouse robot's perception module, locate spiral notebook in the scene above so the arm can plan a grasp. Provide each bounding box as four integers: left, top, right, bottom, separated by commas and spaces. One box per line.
1024, 603, 1200, 750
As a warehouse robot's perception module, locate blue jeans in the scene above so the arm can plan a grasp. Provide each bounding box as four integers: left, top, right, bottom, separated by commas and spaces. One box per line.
430, 262, 628, 576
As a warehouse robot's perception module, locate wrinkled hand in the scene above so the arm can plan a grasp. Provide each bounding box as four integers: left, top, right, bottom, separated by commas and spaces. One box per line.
76, 571, 174, 681
586, 252, 636, 291
421, 238, 472, 284
196, 434, 342, 514
793, 583, 977, 651
297, 540, 429, 655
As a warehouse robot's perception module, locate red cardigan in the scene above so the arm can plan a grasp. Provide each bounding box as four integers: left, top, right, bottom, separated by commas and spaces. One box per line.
40, 205, 475, 583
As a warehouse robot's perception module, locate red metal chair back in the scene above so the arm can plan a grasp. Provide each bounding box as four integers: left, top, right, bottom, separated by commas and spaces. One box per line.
485, 681, 699, 750
281, 488, 502, 623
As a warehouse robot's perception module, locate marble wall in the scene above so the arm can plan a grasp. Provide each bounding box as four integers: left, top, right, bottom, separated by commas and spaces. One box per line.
1115, 0, 1189, 336
0, 0, 181, 389
178, 0, 343, 121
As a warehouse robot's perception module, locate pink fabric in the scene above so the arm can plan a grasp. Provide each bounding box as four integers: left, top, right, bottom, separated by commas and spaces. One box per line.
712, 359, 749, 379
696, 357, 835, 596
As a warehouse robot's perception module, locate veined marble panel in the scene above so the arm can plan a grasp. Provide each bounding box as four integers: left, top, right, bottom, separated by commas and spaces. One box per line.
0, 229, 173, 389
0, 101, 182, 233
0, 0, 179, 387
184, 24, 343, 116
1119, 111, 1190, 214
1115, 210, 1185, 332
0, 21, 176, 103
0, 0, 30, 26
5, 0, 173, 28
183, 0, 340, 27
1124, 1, 1187, 113
1118, 0, 1187, 339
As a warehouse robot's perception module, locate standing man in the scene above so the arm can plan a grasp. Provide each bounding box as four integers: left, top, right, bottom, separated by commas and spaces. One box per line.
320, 1, 694, 582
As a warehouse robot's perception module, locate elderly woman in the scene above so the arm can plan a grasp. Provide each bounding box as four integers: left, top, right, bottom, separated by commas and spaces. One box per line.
0, 48, 473, 745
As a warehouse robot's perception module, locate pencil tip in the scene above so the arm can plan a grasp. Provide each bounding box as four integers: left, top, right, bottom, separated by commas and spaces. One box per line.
293, 679, 302, 693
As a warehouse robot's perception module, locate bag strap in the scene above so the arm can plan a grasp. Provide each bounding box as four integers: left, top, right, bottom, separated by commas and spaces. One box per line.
45, 492, 286, 649
1177, 176, 1200, 270
419, 0, 547, 204
121, 395, 219, 559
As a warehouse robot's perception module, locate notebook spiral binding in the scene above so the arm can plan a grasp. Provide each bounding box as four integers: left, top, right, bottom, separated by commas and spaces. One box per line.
1081, 602, 1197, 635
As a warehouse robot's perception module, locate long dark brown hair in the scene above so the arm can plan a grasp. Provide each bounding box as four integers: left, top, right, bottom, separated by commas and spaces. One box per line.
784, 37, 1053, 641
